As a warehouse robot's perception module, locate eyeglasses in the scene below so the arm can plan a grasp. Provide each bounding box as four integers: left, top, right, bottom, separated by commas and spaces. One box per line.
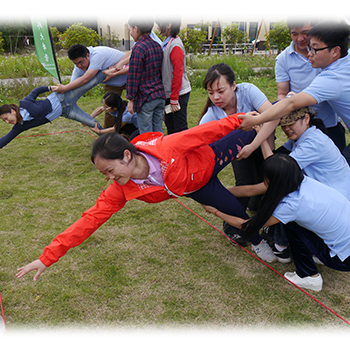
306, 45, 334, 55
74, 57, 87, 67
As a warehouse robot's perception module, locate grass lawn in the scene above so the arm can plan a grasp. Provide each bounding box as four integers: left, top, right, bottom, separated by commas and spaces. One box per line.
1, 62, 350, 337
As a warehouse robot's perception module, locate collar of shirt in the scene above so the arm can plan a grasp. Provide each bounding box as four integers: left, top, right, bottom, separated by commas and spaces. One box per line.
290, 41, 309, 63
131, 151, 164, 186
291, 125, 316, 151
162, 35, 177, 51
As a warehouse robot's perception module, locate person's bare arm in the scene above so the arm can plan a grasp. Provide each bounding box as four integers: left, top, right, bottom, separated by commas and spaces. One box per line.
239, 92, 317, 131
276, 81, 290, 101
53, 69, 99, 93
227, 182, 267, 198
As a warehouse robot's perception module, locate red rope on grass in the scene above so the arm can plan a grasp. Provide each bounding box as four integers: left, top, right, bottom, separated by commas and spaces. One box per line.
10, 129, 350, 325
0, 292, 6, 333
174, 198, 350, 326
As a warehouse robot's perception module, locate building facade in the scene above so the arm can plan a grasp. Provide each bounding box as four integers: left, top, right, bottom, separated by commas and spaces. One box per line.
97, 12, 288, 50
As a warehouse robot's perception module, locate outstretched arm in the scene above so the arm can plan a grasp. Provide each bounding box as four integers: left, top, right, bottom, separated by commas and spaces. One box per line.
0, 118, 50, 149
239, 92, 317, 131
15, 182, 127, 281
53, 69, 99, 93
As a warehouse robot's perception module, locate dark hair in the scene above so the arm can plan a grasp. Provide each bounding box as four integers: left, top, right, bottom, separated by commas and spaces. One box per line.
200, 63, 236, 119
305, 106, 328, 134
240, 154, 304, 240
155, 17, 182, 37
286, 18, 319, 32
103, 91, 128, 133
91, 133, 137, 164
0, 104, 22, 125
68, 44, 89, 61
128, 16, 154, 35
307, 20, 350, 58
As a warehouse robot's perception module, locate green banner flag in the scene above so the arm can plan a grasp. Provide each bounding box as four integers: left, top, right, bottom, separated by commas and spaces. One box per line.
31, 17, 61, 82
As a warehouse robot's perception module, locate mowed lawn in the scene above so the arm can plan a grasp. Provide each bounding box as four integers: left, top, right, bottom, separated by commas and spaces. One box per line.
0, 86, 350, 335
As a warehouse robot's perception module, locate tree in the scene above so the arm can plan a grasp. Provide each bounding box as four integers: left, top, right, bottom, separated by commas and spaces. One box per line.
179, 27, 207, 54
0, 12, 23, 50
222, 23, 247, 53
57, 23, 100, 50
0, 32, 4, 55
265, 21, 291, 53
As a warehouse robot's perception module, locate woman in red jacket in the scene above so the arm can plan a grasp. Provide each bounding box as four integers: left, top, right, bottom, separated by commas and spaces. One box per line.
16, 114, 265, 281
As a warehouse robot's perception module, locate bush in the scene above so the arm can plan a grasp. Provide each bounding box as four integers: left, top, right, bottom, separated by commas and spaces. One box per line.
58, 23, 101, 50
222, 23, 247, 48
0, 32, 4, 55
179, 28, 207, 54
265, 21, 290, 53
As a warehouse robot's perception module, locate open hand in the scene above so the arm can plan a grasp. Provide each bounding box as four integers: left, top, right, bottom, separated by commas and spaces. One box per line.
16, 259, 47, 281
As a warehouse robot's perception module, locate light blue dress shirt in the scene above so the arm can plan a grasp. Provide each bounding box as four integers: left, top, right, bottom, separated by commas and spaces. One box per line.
283, 126, 350, 200
71, 46, 126, 87
199, 83, 267, 124
275, 41, 339, 128
303, 54, 350, 131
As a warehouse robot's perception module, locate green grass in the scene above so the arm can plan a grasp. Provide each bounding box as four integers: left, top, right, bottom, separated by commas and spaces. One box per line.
1, 55, 350, 332
0, 53, 74, 79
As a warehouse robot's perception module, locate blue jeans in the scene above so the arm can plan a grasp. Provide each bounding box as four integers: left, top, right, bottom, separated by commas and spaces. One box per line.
136, 98, 165, 134
56, 71, 106, 129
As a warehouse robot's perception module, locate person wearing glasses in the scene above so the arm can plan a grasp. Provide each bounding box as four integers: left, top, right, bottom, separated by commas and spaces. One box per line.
54, 44, 129, 129
274, 18, 345, 151
237, 20, 350, 163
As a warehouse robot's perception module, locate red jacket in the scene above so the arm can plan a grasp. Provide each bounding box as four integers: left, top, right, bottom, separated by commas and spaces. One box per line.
40, 114, 243, 267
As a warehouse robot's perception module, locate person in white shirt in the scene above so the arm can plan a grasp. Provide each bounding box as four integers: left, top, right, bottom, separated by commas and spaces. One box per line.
55, 44, 129, 128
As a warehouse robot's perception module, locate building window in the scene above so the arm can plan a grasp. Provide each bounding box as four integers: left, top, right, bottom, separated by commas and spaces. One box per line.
249, 22, 258, 42
233, 21, 247, 33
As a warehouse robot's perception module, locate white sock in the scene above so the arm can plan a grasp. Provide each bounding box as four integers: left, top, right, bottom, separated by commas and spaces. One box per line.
274, 244, 287, 252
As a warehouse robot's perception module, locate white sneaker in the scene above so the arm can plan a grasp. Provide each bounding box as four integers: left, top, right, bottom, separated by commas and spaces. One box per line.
284, 271, 323, 292
252, 239, 277, 263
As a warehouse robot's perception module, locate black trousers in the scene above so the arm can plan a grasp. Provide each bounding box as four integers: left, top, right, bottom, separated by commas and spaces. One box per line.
164, 92, 190, 135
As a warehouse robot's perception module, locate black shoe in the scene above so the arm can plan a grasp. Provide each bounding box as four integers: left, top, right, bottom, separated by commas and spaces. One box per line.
223, 221, 247, 246
272, 244, 291, 263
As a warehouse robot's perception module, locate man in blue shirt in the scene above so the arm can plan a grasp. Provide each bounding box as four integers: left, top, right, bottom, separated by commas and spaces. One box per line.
240, 20, 350, 160
55, 44, 129, 128
275, 19, 345, 151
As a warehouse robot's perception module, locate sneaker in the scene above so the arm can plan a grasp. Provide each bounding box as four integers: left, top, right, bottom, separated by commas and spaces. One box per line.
272, 244, 291, 263
223, 221, 247, 246
252, 239, 277, 263
284, 271, 323, 292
